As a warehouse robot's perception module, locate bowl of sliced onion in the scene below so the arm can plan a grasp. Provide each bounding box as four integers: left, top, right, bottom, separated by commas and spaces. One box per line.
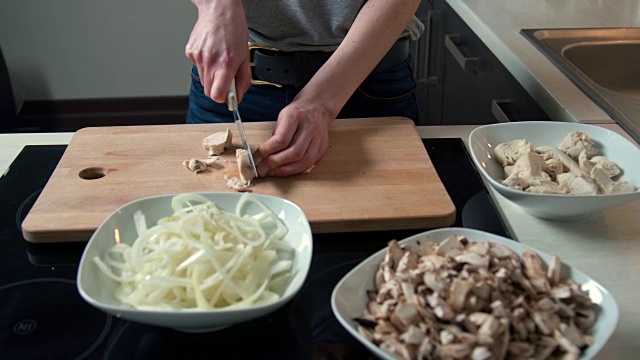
77, 192, 313, 332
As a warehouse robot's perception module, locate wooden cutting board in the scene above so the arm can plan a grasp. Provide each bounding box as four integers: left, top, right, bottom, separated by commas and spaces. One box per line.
22, 117, 455, 242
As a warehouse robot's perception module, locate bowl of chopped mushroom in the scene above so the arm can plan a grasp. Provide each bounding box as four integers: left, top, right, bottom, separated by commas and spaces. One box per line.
467, 121, 640, 220
331, 227, 619, 360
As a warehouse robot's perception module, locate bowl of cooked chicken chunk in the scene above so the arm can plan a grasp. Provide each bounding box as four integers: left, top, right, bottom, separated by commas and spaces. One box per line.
467, 121, 640, 220
331, 228, 619, 360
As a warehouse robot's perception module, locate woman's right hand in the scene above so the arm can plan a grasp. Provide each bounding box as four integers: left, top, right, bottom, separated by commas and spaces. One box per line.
185, 0, 251, 103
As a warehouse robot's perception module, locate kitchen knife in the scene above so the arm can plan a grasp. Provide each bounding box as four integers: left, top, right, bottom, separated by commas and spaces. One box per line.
228, 79, 259, 178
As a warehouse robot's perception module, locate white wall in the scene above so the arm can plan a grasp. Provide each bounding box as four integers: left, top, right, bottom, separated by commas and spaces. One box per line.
0, 0, 197, 101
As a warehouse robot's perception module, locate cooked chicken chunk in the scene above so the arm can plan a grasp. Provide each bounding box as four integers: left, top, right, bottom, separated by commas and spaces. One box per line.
591, 156, 622, 178
506, 152, 546, 180
590, 166, 636, 194
578, 150, 595, 174
504, 165, 514, 178
494, 139, 534, 167
202, 128, 233, 156
556, 173, 598, 195
543, 158, 564, 179
558, 131, 598, 160
525, 182, 565, 194
535, 146, 588, 178
502, 152, 559, 192
494, 131, 635, 195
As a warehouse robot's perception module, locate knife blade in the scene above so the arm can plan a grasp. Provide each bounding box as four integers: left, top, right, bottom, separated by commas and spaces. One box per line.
228, 79, 259, 178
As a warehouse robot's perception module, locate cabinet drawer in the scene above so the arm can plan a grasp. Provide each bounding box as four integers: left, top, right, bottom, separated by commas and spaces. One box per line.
439, 5, 548, 124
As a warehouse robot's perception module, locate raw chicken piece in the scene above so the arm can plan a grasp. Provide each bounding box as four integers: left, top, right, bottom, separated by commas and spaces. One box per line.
494, 139, 534, 166
558, 131, 598, 160
202, 128, 233, 156
556, 173, 598, 195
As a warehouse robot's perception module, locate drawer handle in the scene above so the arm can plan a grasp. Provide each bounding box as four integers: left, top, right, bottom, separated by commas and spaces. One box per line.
491, 99, 512, 123
444, 34, 478, 72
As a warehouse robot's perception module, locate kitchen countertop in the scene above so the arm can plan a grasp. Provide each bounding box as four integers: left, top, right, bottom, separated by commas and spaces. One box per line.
2, 124, 639, 359
446, 0, 640, 125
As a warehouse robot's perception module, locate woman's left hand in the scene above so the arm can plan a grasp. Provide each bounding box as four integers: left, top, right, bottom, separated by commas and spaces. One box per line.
254, 99, 334, 177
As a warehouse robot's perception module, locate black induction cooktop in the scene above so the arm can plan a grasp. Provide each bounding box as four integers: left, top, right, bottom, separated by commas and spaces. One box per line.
0, 138, 509, 360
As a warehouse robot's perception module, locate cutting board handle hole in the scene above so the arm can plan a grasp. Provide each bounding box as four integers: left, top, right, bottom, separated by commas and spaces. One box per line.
78, 167, 109, 180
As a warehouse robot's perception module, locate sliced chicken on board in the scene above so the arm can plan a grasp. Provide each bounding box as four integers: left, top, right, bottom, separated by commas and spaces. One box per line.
202, 128, 233, 156
182, 157, 218, 173
225, 149, 256, 191
236, 149, 256, 184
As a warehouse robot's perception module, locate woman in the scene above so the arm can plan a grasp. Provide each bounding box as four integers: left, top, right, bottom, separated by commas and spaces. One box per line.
185, 0, 423, 177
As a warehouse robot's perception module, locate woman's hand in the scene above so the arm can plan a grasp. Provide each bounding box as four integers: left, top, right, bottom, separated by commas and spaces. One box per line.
253, 0, 419, 177
254, 99, 334, 177
185, 0, 251, 103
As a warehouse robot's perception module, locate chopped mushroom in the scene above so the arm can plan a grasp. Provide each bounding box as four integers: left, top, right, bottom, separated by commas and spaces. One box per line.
356, 235, 598, 360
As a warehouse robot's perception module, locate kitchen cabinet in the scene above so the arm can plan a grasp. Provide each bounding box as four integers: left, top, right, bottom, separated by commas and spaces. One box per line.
417, 0, 549, 125
0, 45, 17, 132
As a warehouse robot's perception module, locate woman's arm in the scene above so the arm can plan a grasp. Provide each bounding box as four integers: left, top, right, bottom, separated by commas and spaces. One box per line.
185, 0, 252, 103
255, 0, 422, 177
302, 0, 422, 119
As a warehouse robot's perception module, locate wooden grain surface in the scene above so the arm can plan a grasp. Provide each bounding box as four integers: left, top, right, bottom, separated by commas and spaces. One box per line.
22, 117, 455, 242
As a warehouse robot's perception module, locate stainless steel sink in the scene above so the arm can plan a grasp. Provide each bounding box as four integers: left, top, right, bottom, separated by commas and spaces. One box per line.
521, 28, 640, 143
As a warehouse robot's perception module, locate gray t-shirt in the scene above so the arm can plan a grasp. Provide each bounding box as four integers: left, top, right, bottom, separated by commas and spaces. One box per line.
243, 1, 424, 52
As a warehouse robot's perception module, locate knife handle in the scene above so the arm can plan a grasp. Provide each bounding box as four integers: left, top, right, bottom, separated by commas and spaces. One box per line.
227, 79, 238, 112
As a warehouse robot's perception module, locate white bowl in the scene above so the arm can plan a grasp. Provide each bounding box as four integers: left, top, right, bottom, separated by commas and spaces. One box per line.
331, 227, 619, 360
77, 192, 313, 332
468, 121, 640, 220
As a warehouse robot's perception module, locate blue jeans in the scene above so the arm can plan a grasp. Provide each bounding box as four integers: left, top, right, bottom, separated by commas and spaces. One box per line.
186, 54, 419, 124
